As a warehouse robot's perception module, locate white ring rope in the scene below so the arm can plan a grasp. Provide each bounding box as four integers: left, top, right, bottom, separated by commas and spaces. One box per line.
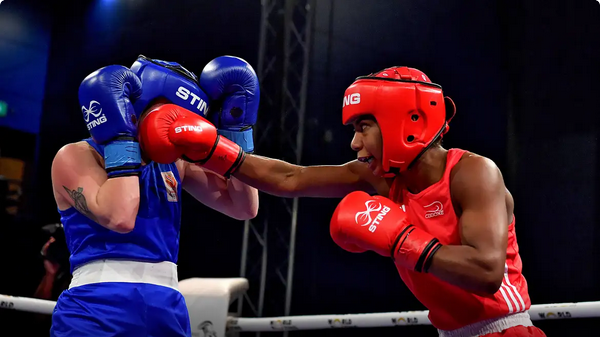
0, 294, 56, 315
2, 294, 599, 332
228, 301, 600, 331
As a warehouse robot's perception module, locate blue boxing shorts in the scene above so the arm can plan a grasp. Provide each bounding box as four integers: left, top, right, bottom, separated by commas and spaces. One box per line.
50, 260, 191, 337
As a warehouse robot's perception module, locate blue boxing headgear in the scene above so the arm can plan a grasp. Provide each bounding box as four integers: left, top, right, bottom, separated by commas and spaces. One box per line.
130, 55, 210, 117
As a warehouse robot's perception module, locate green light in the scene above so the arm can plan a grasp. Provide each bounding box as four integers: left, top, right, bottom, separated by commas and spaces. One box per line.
0, 101, 7, 118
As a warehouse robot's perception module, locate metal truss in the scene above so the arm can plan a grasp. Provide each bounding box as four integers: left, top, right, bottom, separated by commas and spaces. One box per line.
236, 1, 315, 336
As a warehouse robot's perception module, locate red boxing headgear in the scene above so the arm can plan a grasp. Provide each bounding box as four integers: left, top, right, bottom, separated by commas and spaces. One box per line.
342, 66, 456, 175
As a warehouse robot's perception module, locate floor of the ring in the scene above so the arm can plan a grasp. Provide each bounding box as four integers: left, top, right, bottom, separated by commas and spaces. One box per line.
0, 311, 596, 337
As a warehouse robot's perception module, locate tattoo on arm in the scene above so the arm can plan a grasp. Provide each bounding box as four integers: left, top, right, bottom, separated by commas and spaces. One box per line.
63, 186, 97, 222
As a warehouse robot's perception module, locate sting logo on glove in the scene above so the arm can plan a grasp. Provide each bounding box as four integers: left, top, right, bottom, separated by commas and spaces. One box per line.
82, 100, 103, 122
174, 125, 203, 133
82, 100, 107, 130
355, 200, 391, 233
330, 192, 442, 272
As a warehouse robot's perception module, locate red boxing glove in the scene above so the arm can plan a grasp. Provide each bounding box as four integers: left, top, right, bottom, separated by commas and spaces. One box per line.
330, 191, 442, 273
138, 104, 246, 178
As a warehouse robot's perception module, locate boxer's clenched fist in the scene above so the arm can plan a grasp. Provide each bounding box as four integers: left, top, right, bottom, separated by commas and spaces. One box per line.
330, 191, 442, 272
138, 104, 246, 178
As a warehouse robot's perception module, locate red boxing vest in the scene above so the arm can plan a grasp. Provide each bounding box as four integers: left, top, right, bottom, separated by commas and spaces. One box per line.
388, 148, 531, 331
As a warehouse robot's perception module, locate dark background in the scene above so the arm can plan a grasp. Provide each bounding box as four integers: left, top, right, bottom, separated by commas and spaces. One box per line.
1, 0, 599, 336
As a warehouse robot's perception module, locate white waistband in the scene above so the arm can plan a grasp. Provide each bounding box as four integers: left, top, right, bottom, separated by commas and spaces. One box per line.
438, 312, 533, 337
69, 259, 179, 291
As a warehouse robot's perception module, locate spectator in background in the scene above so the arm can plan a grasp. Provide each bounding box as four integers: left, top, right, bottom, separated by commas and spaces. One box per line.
34, 223, 71, 301
33, 223, 71, 335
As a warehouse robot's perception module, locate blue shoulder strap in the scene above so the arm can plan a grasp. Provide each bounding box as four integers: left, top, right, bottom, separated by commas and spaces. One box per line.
84, 137, 104, 156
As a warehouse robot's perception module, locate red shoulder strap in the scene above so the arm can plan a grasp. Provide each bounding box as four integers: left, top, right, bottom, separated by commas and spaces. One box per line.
442, 148, 468, 180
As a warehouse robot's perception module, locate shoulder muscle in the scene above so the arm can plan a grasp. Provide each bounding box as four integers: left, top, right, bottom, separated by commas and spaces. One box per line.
451, 155, 505, 209
51, 142, 106, 209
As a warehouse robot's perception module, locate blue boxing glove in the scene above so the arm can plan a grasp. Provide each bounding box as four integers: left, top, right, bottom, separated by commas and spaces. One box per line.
79, 65, 143, 178
199, 56, 259, 153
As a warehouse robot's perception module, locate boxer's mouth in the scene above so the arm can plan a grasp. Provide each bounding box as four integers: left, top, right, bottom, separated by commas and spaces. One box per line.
358, 155, 374, 164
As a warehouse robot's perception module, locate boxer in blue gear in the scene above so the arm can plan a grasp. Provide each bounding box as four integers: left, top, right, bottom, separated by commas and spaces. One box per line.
50, 57, 260, 336
199, 55, 260, 154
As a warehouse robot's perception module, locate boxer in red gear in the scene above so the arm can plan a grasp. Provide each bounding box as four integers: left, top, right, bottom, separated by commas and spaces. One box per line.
205, 66, 546, 336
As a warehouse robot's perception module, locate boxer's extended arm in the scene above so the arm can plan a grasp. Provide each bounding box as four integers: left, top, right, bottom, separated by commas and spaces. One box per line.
427, 156, 507, 295
182, 162, 258, 220
51, 142, 140, 233
234, 155, 388, 198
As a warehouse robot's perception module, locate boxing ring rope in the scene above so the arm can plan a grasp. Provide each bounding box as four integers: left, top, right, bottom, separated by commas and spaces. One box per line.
2, 293, 600, 332
228, 301, 600, 331
0, 294, 56, 315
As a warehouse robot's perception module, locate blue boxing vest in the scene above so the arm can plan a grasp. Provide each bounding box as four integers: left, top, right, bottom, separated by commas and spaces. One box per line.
59, 138, 182, 272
